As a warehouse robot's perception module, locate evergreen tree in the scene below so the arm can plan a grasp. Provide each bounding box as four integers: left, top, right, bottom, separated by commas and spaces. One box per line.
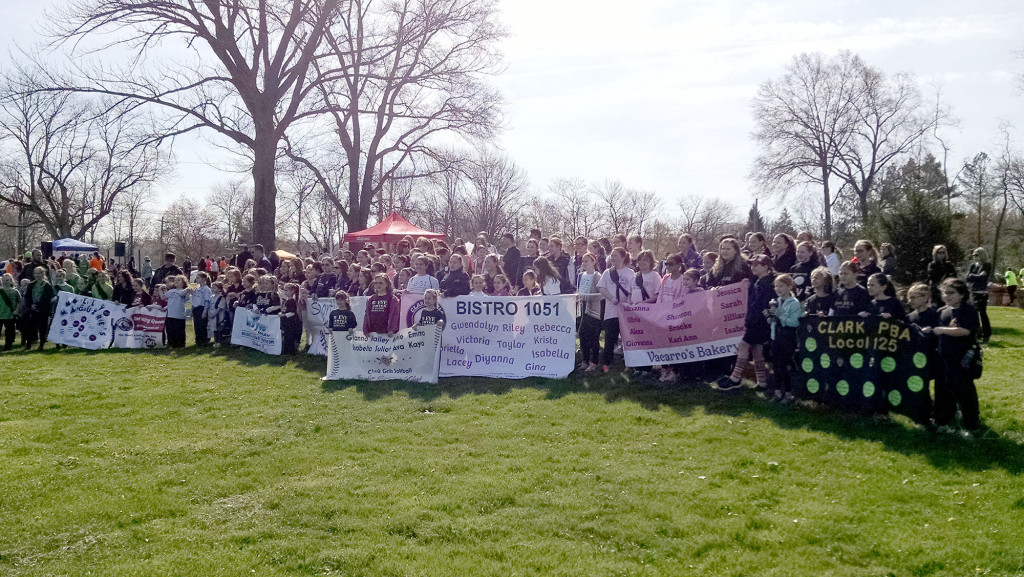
744, 200, 768, 235
771, 208, 796, 237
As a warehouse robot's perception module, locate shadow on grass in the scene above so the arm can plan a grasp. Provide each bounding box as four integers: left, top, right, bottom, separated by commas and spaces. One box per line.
29, 341, 1022, 475
319, 369, 1024, 476
984, 325, 1024, 349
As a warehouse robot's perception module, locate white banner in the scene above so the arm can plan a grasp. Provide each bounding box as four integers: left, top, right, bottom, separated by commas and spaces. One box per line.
438, 295, 577, 379
324, 324, 442, 383
231, 308, 282, 355
47, 292, 117, 350
303, 296, 367, 355
112, 306, 166, 349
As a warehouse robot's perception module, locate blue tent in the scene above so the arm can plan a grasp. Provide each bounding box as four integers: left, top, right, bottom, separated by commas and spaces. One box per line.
52, 238, 99, 252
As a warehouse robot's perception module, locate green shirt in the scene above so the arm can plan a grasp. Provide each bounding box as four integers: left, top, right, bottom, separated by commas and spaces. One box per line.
0, 286, 21, 319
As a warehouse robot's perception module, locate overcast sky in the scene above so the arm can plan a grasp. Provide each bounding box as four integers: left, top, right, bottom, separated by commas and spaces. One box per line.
2, 0, 1023, 222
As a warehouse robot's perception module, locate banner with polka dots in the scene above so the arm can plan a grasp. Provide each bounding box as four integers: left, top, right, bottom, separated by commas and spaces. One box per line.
796, 316, 931, 423
47, 291, 117, 350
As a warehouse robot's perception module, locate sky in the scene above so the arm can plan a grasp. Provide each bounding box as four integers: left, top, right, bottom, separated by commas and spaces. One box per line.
2, 0, 1023, 223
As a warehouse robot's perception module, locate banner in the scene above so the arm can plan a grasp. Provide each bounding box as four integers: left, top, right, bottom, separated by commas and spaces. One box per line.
231, 308, 282, 355
796, 317, 931, 422
112, 306, 166, 349
48, 292, 117, 350
618, 280, 749, 367
324, 324, 442, 383
303, 296, 367, 355
431, 294, 577, 379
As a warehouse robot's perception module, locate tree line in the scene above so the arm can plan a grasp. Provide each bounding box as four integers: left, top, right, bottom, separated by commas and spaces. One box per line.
0, 3, 1021, 274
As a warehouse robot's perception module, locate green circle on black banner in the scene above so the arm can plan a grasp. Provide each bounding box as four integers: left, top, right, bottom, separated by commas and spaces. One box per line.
836, 380, 850, 396
863, 381, 875, 398
889, 390, 902, 406
907, 375, 925, 392
806, 379, 820, 394
805, 338, 817, 352
820, 354, 831, 369
850, 353, 864, 369
881, 357, 896, 373
802, 358, 814, 373
913, 352, 927, 369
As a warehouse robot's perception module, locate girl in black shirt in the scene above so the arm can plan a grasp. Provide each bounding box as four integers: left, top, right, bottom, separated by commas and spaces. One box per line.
833, 261, 871, 316
803, 267, 835, 317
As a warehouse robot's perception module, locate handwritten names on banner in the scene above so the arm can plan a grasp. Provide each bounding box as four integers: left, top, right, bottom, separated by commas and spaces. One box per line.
324, 324, 442, 383
618, 280, 749, 367
435, 295, 577, 379
231, 308, 283, 355
112, 306, 166, 349
47, 292, 116, 350
303, 296, 367, 355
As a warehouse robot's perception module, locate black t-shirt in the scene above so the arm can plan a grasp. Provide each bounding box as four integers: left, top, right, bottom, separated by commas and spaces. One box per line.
867, 297, 907, 321
329, 309, 358, 331
908, 305, 940, 329
803, 291, 835, 317
937, 302, 979, 359
253, 291, 281, 313
833, 284, 871, 316
417, 308, 446, 326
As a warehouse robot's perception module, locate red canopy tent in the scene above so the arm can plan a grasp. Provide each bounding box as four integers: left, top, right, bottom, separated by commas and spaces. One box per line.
342, 212, 446, 244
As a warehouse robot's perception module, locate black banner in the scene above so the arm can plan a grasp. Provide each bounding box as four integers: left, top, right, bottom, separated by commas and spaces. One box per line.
796, 317, 931, 422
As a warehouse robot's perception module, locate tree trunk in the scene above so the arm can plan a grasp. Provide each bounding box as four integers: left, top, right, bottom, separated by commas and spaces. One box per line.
251, 135, 278, 250
822, 165, 833, 239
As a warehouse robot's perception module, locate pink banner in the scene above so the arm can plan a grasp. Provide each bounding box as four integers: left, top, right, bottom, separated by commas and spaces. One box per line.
618, 279, 749, 367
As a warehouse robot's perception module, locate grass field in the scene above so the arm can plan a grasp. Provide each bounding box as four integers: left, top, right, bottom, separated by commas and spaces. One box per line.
1, 308, 1023, 576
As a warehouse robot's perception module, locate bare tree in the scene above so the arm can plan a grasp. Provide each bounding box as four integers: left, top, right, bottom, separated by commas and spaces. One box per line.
415, 150, 468, 238
208, 180, 254, 248
50, 0, 343, 249
677, 195, 736, 251
751, 51, 863, 238
546, 177, 598, 240
832, 65, 937, 222
0, 69, 168, 241
461, 149, 528, 240
162, 197, 220, 259
958, 152, 994, 249
108, 182, 155, 261
285, 0, 505, 235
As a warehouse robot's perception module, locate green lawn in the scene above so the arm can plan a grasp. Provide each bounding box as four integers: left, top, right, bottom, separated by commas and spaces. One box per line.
1, 309, 1023, 576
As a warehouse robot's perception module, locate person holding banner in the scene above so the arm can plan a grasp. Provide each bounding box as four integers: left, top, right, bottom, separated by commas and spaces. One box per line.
907, 283, 939, 425
412, 289, 446, 328
706, 238, 751, 288
715, 254, 774, 392
803, 267, 835, 317
165, 275, 194, 348
863, 273, 906, 321
597, 247, 635, 373
329, 290, 359, 334
364, 274, 401, 337
930, 278, 982, 436
833, 261, 871, 316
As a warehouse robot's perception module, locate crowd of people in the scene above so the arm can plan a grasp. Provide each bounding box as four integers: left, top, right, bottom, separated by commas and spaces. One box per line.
2, 228, 1005, 436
